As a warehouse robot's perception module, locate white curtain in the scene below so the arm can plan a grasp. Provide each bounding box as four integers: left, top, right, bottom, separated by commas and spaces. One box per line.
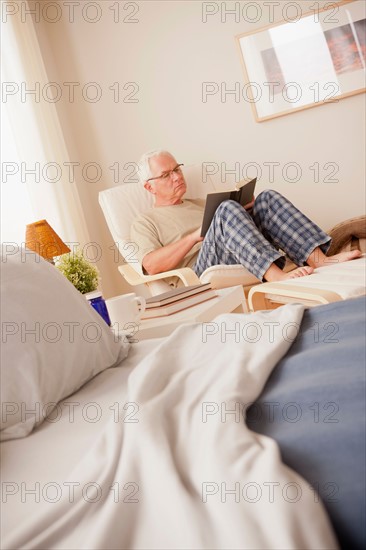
1, 0, 90, 248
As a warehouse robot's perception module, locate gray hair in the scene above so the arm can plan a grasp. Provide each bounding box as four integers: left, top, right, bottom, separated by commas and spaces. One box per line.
137, 149, 175, 183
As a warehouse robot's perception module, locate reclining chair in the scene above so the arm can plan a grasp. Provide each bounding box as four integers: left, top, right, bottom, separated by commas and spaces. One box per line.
99, 165, 260, 297
99, 166, 366, 309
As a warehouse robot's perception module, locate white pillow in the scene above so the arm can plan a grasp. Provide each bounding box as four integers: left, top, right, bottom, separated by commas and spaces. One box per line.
0, 249, 129, 441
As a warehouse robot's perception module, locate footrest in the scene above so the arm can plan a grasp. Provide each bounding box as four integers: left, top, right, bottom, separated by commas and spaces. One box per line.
248, 283, 342, 312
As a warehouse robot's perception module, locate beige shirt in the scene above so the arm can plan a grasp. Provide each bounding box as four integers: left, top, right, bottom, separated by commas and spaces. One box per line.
130, 199, 205, 285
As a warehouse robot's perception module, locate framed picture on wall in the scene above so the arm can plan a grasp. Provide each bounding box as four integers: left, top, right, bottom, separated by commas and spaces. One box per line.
236, 0, 366, 122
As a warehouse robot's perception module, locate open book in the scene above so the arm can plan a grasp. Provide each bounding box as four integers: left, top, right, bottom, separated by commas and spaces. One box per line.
200, 178, 257, 237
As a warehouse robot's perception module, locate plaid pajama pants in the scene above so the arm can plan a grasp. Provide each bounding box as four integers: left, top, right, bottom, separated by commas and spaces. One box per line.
193, 189, 331, 281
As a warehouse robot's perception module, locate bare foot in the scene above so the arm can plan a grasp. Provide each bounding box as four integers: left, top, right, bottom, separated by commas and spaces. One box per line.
264, 265, 314, 282
286, 266, 314, 279
307, 248, 362, 268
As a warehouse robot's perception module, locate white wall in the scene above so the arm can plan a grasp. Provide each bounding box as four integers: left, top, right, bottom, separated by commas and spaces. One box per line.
32, 0, 366, 297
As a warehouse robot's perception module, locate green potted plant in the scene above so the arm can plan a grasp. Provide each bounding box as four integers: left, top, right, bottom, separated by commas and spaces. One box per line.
56, 250, 99, 295
56, 251, 111, 325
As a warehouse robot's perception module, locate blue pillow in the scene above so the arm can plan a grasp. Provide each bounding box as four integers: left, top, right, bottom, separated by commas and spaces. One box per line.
247, 297, 366, 550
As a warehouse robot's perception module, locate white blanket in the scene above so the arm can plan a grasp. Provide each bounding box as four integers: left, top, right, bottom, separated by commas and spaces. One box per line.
5, 304, 338, 549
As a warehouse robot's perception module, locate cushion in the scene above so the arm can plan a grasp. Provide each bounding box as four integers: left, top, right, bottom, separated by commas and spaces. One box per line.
99, 180, 154, 249
327, 215, 366, 255
0, 249, 129, 441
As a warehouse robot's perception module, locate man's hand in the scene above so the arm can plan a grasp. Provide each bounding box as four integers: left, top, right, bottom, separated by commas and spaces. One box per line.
191, 227, 204, 243
244, 195, 255, 210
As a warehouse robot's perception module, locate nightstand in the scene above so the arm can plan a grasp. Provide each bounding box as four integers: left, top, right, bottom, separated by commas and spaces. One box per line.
116, 285, 246, 341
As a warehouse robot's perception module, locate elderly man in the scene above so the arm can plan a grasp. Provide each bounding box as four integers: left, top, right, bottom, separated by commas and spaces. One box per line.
131, 150, 360, 283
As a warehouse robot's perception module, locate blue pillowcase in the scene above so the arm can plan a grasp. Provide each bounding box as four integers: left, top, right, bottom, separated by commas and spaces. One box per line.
247, 297, 366, 550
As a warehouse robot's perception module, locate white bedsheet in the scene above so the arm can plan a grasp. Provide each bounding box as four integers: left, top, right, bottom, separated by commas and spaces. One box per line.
1, 305, 338, 549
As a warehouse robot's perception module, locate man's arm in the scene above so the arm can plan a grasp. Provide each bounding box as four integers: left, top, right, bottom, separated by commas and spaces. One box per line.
142, 228, 203, 275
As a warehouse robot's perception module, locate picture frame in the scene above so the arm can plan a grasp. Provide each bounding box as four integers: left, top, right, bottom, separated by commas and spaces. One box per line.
236, 0, 366, 122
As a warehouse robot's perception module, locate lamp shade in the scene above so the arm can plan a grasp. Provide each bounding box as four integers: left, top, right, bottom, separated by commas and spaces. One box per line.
25, 220, 70, 260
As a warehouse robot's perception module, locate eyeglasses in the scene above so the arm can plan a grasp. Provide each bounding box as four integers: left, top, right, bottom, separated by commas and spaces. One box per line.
146, 164, 184, 182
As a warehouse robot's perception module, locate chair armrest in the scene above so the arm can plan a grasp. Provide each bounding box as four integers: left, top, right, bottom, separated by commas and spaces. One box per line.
200, 264, 260, 288
248, 283, 342, 312
118, 263, 200, 287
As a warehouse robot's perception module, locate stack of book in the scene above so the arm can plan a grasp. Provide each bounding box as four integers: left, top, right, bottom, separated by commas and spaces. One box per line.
141, 283, 217, 319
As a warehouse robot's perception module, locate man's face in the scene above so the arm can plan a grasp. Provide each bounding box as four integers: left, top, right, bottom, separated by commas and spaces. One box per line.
145, 153, 187, 205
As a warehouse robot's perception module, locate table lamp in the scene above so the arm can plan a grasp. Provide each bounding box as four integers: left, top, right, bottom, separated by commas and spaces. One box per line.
25, 220, 70, 264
